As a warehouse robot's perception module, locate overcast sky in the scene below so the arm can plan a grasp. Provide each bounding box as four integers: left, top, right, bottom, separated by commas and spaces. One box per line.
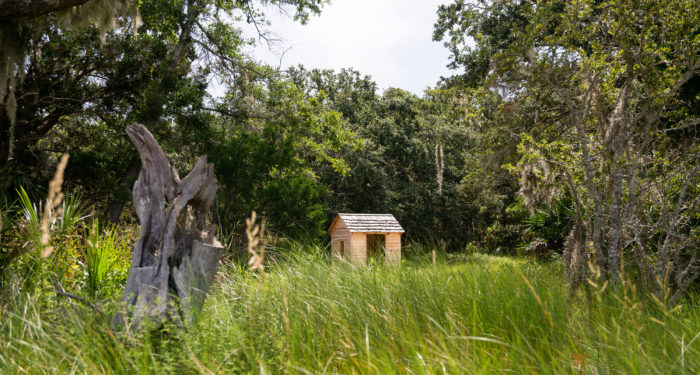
240, 0, 455, 96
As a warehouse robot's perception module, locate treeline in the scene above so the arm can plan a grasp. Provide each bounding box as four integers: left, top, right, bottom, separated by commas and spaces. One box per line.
0, 0, 524, 253
1, 0, 699, 299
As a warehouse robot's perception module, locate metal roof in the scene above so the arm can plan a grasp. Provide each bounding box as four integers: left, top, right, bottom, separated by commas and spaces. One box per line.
330, 213, 405, 233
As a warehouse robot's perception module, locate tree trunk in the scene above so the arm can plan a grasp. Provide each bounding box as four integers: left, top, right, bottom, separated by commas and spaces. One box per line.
106, 155, 141, 224
112, 123, 222, 330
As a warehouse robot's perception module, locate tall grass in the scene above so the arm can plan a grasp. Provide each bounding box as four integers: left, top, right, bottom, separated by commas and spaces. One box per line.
0, 252, 698, 374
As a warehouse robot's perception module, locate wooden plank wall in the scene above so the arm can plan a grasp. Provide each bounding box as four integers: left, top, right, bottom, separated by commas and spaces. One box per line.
385, 233, 401, 265
331, 220, 352, 262
350, 233, 367, 264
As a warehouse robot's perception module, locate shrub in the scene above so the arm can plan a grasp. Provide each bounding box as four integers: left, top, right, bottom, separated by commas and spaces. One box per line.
82, 219, 132, 298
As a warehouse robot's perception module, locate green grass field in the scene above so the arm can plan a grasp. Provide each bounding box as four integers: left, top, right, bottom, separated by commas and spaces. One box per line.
1, 251, 699, 374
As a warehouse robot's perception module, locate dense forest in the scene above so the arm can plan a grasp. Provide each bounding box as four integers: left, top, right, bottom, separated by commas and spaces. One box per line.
0, 0, 698, 373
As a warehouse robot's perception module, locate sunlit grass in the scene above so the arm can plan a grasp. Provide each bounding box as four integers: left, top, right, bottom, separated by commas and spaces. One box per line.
1, 251, 698, 374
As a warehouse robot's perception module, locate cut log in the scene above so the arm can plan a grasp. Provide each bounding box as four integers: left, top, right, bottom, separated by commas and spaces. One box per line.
112, 124, 222, 330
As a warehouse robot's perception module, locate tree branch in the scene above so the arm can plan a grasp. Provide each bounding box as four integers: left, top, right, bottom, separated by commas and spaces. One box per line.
0, 0, 89, 20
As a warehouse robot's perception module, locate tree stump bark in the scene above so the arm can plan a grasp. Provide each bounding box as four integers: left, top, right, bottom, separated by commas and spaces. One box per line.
112, 124, 222, 329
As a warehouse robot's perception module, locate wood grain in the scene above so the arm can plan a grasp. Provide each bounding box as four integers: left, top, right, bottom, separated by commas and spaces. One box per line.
113, 124, 222, 330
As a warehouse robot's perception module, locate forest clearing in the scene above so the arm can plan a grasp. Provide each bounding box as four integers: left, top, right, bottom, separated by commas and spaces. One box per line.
1, 0, 699, 373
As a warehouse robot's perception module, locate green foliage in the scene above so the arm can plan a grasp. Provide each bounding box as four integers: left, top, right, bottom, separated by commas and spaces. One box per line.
0, 188, 110, 299
1, 0, 328, 225
288, 68, 489, 248
433, 0, 536, 89
208, 72, 356, 239
17, 186, 87, 235
520, 197, 575, 257
435, 0, 700, 296
482, 208, 527, 254
1, 193, 134, 307
2, 0, 534, 254
17, 186, 40, 229
82, 220, 131, 298
0, 199, 17, 276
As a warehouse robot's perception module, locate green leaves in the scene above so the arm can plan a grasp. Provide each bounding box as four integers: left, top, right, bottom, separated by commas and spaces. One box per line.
83, 220, 130, 297
437, 0, 700, 294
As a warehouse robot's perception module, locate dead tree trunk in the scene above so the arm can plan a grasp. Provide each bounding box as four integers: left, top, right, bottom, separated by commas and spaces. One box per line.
112, 124, 222, 330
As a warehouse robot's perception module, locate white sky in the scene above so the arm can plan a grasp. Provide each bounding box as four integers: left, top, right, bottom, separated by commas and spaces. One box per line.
240, 0, 455, 96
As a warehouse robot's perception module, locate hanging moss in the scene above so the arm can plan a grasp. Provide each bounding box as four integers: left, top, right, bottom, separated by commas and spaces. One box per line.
0, 0, 139, 158
0, 19, 27, 160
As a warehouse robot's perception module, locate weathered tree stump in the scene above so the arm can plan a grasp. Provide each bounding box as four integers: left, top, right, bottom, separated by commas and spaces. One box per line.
112, 124, 222, 329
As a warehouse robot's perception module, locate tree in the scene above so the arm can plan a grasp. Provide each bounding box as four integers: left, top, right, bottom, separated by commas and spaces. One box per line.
206, 74, 353, 239
436, 0, 700, 300
0, 0, 139, 161
433, 0, 536, 89
0, 0, 327, 222
433, 1, 549, 252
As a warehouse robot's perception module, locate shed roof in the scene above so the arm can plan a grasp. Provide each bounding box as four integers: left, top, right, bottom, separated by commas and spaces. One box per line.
329, 213, 405, 234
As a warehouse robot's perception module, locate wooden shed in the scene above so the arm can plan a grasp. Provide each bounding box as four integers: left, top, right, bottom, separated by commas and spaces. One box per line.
328, 213, 404, 265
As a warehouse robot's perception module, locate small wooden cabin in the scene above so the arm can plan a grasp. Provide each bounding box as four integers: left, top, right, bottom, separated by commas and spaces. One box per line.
328, 213, 404, 265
